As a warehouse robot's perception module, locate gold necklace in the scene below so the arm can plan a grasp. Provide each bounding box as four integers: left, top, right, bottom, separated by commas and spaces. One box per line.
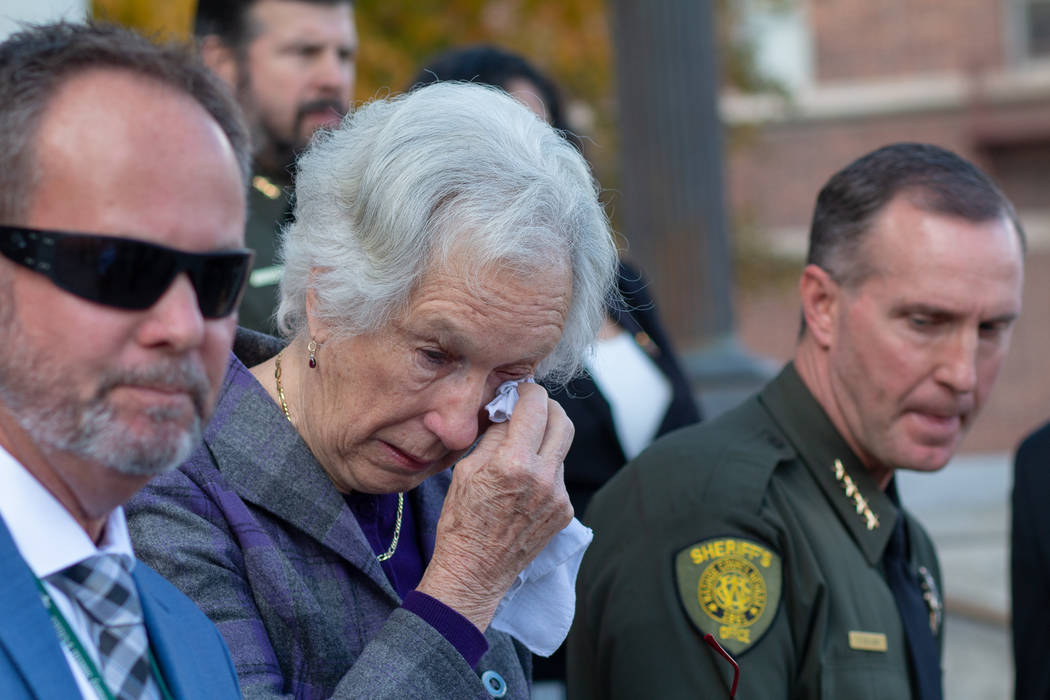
274, 351, 292, 421
376, 494, 404, 562
273, 350, 404, 562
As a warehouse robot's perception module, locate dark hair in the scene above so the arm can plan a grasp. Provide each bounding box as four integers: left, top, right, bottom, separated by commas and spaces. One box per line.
808, 142, 1025, 288
0, 21, 250, 223
409, 45, 582, 151
195, 0, 352, 49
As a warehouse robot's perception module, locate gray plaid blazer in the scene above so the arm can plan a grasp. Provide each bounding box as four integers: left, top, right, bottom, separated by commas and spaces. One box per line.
126, 331, 531, 699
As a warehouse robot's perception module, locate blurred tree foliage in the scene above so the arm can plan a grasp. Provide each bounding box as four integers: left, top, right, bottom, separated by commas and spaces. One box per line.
92, 0, 196, 40
357, 0, 794, 193
91, 0, 789, 191
355, 0, 618, 183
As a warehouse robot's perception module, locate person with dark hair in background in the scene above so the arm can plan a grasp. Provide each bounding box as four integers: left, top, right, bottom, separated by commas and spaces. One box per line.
1010, 421, 1050, 699
571, 143, 1025, 699
195, 0, 357, 333
0, 21, 253, 698
412, 46, 702, 696
412, 45, 583, 153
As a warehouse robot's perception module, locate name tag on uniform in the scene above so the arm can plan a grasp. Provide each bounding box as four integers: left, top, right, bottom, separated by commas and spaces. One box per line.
848, 631, 887, 652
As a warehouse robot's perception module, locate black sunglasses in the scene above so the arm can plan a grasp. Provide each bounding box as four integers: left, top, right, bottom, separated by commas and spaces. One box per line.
0, 225, 254, 319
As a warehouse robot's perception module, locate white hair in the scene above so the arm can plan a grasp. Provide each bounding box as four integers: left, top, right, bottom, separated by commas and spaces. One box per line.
277, 82, 618, 384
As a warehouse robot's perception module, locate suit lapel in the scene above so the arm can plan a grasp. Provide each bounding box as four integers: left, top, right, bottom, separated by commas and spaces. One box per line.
135, 566, 220, 698
0, 518, 82, 699
136, 569, 185, 696
205, 359, 398, 602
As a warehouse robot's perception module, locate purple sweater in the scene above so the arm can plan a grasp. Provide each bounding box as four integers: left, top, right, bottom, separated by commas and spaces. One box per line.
345, 491, 487, 665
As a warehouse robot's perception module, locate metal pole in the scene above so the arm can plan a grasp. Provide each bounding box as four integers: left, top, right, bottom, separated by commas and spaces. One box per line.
609, 0, 773, 414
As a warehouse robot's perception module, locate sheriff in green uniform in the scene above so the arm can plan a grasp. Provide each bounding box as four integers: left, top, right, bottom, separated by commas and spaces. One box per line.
568, 143, 1026, 699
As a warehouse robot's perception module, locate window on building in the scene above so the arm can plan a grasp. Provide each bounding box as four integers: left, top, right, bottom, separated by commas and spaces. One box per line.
1025, 0, 1050, 57
736, 0, 812, 92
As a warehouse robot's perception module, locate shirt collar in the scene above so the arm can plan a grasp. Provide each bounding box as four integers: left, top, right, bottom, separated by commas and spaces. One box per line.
759, 362, 898, 565
0, 443, 135, 577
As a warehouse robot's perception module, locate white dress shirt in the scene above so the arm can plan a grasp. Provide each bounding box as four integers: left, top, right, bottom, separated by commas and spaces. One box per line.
585, 330, 673, 460
0, 444, 137, 699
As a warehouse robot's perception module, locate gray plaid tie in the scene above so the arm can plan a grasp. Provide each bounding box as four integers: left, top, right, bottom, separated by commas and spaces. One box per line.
48, 554, 161, 700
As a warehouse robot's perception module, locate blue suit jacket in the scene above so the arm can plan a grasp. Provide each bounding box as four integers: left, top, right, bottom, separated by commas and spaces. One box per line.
0, 515, 241, 699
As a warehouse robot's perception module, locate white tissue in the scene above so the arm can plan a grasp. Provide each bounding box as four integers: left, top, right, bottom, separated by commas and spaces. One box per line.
484, 377, 534, 423
490, 518, 592, 656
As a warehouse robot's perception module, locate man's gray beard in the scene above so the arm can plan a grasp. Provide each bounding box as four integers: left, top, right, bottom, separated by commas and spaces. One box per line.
21, 385, 205, 477
0, 307, 209, 476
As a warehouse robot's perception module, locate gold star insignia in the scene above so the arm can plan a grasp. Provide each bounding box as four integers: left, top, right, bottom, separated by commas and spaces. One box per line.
252, 175, 282, 200
832, 459, 880, 530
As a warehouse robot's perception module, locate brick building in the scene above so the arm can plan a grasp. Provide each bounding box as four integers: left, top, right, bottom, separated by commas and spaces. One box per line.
723, 0, 1050, 452
724, 0, 1050, 255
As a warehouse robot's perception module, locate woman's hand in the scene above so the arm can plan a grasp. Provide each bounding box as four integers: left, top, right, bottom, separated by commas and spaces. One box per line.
416, 381, 574, 631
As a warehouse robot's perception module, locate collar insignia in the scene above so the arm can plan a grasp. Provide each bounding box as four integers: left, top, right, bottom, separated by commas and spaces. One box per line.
918, 565, 943, 635
832, 459, 880, 530
252, 175, 282, 200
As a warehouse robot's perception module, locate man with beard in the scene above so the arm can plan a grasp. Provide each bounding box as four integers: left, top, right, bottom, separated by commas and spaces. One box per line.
0, 22, 253, 698
195, 0, 357, 333
569, 143, 1025, 699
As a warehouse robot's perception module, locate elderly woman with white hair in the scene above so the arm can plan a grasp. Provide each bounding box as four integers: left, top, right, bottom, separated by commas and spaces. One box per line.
126, 81, 618, 699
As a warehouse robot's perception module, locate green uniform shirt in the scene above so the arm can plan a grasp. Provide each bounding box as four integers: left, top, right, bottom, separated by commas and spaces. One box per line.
568, 363, 943, 699
238, 176, 293, 334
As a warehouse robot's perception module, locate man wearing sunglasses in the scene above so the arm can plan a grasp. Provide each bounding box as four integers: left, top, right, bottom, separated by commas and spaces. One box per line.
0, 22, 251, 699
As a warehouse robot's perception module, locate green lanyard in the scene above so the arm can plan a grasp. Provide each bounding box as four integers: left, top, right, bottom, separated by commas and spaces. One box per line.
35, 578, 175, 700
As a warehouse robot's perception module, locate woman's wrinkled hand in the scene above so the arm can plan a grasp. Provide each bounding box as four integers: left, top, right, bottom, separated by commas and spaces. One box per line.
416, 381, 574, 631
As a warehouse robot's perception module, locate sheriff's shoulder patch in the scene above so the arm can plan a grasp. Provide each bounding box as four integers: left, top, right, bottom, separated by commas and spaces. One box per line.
674, 536, 782, 655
